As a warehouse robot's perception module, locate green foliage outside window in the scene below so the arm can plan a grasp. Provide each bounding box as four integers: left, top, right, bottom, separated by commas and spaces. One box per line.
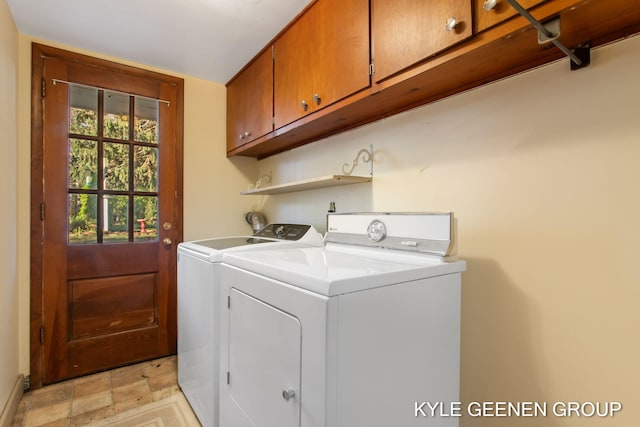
68, 100, 159, 244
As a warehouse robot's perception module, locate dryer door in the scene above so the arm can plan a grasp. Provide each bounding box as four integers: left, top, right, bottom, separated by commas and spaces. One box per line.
227, 288, 301, 427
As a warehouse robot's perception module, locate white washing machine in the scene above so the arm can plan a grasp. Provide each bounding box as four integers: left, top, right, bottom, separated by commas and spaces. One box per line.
218, 213, 465, 427
177, 224, 323, 427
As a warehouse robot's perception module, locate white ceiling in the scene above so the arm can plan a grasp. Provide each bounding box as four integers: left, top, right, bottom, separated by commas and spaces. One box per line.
7, 0, 312, 83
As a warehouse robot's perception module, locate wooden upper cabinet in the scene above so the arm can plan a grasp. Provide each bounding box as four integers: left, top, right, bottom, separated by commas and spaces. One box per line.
226, 48, 274, 151
474, 0, 548, 33
274, 0, 370, 129
372, 0, 473, 84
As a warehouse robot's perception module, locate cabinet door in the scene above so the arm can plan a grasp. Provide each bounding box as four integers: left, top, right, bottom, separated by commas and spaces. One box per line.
227, 288, 301, 427
226, 48, 273, 151
372, 0, 472, 83
474, 0, 548, 33
274, 0, 370, 129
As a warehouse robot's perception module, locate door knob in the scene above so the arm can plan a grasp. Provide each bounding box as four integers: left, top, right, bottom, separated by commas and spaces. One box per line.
162, 237, 172, 246
483, 0, 498, 11
162, 222, 172, 231
282, 388, 295, 401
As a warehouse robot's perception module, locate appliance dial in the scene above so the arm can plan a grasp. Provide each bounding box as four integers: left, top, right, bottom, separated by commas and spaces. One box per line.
367, 220, 387, 242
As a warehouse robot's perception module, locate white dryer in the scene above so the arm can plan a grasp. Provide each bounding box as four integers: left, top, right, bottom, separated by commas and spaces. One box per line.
177, 224, 323, 427
219, 213, 465, 427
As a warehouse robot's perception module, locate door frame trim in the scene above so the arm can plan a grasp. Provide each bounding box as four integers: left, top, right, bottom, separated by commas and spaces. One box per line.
30, 43, 184, 389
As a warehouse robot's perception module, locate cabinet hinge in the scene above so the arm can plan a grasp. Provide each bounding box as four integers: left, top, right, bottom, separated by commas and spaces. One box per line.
226, 371, 231, 385
40, 203, 45, 221
41, 78, 46, 97
272, 116, 275, 126
40, 326, 44, 344
272, 45, 275, 60
369, 62, 375, 77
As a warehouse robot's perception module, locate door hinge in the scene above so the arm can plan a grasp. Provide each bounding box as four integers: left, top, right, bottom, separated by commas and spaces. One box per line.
369, 62, 375, 77
226, 371, 230, 385
227, 295, 231, 309
40, 203, 45, 221
41, 78, 46, 97
39, 326, 44, 344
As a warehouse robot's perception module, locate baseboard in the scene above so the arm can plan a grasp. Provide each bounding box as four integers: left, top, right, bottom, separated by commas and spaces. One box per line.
0, 374, 24, 427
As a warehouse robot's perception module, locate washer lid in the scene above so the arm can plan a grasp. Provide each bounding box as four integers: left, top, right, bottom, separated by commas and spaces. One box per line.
223, 244, 465, 296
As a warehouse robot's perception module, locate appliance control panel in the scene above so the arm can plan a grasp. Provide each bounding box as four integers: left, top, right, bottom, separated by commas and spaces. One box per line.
254, 224, 313, 241
325, 213, 455, 256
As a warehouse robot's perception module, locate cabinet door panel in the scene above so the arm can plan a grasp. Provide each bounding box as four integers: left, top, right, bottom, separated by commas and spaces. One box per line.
474, 0, 548, 33
372, 0, 472, 83
310, 0, 370, 114
227, 48, 273, 151
274, 0, 370, 129
274, 10, 313, 129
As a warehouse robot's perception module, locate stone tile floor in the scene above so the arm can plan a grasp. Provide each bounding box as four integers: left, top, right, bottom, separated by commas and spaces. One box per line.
11, 355, 191, 426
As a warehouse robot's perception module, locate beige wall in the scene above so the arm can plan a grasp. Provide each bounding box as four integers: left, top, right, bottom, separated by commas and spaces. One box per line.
0, 0, 19, 413
257, 36, 640, 426
15, 38, 258, 375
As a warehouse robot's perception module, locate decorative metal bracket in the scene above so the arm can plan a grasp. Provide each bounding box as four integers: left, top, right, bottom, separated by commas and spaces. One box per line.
342, 145, 373, 176
253, 172, 272, 189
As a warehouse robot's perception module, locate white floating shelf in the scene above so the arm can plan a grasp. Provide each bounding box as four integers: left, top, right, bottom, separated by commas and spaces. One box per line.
240, 175, 372, 195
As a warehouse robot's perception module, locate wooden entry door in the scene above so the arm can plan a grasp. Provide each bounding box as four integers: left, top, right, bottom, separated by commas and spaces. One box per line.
31, 44, 184, 386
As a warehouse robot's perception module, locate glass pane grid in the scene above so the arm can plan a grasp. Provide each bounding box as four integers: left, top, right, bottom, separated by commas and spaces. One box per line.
68, 89, 159, 245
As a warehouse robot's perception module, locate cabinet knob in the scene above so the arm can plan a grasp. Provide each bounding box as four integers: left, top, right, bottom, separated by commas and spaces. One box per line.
239, 134, 244, 140
445, 17, 458, 32
282, 389, 296, 401
244, 131, 252, 138
301, 100, 309, 112
313, 93, 322, 106
483, 0, 498, 11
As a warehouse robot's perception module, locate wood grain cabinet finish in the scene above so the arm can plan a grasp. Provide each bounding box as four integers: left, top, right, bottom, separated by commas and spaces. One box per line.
227, 0, 640, 159
273, 0, 370, 129
474, 0, 548, 33
372, 0, 473, 84
226, 48, 274, 151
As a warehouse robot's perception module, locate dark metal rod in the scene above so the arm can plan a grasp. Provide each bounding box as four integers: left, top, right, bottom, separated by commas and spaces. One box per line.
504, 0, 582, 65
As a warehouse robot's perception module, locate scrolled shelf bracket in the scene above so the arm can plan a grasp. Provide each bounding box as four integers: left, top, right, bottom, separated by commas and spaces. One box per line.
342, 145, 373, 176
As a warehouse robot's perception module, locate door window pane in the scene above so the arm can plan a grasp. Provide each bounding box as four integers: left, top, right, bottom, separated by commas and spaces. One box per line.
134, 196, 158, 241
104, 91, 130, 139
69, 139, 97, 190
104, 142, 130, 191
103, 195, 129, 243
135, 97, 159, 143
69, 193, 97, 244
69, 86, 98, 136
134, 146, 158, 192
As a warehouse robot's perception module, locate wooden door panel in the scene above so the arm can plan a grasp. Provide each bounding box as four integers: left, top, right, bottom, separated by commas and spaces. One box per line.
310, 0, 370, 113
227, 48, 274, 150
32, 44, 183, 386
372, 0, 473, 83
243, 49, 274, 144
70, 273, 157, 338
67, 244, 159, 277
275, 0, 370, 129
274, 9, 313, 129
